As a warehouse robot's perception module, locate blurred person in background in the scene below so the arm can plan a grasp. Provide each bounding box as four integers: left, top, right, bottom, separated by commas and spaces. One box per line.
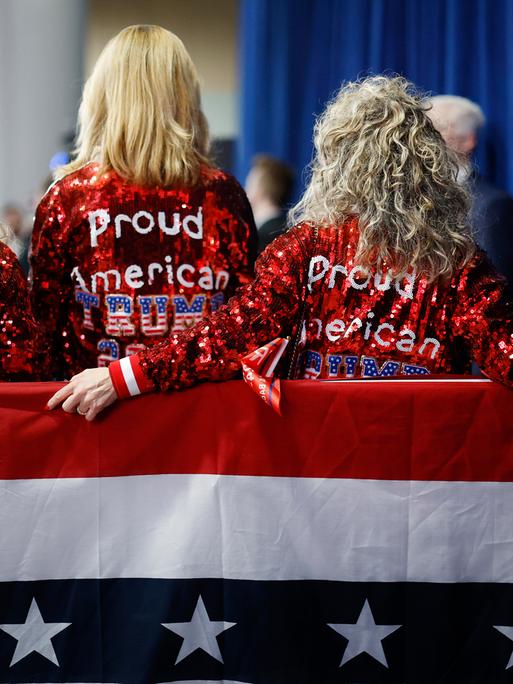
0, 223, 38, 379
31, 25, 257, 382
48, 77, 513, 420
245, 154, 295, 254
0, 204, 29, 274
428, 95, 513, 293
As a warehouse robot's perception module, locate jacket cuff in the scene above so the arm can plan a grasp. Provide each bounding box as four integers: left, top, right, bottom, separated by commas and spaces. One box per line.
109, 355, 155, 399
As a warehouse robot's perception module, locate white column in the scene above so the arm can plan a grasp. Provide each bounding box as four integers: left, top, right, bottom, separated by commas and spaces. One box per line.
0, 0, 86, 208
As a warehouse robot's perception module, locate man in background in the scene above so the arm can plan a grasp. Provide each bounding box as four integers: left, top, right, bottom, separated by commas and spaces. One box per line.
245, 154, 295, 254
428, 95, 513, 293
0, 204, 29, 274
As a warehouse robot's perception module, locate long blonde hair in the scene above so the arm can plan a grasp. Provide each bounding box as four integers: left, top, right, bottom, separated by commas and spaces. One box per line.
59, 25, 210, 187
290, 76, 475, 281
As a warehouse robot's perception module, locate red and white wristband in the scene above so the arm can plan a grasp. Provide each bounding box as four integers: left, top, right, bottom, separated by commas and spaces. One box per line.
109, 355, 155, 399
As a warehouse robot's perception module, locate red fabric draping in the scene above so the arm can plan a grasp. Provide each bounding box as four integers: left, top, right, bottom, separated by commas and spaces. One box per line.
0, 378, 512, 482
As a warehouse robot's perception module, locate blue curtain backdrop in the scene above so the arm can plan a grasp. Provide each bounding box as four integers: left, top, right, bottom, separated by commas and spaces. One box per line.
238, 0, 513, 200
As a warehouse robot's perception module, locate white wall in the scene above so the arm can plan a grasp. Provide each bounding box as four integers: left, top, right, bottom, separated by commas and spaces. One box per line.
0, 0, 86, 208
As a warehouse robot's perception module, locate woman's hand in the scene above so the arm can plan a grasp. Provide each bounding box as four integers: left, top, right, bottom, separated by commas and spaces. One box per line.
47, 367, 118, 420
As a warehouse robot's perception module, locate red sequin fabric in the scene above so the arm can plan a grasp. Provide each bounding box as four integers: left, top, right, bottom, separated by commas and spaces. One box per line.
0, 242, 38, 379
30, 163, 257, 379
137, 219, 513, 389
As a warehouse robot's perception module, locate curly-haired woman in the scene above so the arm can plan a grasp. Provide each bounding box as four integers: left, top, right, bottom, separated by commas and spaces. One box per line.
48, 76, 513, 419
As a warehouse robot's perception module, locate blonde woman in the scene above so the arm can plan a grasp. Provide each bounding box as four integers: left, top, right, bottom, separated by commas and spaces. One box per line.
49, 76, 513, 419
31, 25, 257, 381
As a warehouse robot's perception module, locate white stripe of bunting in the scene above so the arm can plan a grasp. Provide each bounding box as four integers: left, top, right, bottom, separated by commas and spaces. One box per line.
2, 474, 513, 584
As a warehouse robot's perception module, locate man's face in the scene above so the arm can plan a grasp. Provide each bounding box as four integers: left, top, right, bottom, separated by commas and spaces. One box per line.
439, 126, 476, 157
2, 209, 22, 235
428, 106, 477, 157
244, 168, 264, 208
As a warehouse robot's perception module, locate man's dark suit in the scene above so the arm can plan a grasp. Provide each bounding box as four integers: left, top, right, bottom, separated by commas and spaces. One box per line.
472, 177, 513, 295
257, 214, 287, 255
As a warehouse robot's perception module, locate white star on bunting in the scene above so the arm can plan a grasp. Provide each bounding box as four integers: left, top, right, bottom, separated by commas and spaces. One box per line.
0, 598, 71, 666
494, 625, 513, 668
328, 598, 401, 668
162, 595, 236, 664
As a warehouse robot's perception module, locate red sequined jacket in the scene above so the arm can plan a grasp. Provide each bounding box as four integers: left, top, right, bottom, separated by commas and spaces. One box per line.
109, 219, 513, 396
0, 242, 38, 380
30, 163, 257, 379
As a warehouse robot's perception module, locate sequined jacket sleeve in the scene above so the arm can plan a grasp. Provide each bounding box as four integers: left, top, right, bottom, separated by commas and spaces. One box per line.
30, 184, 69, 380
110, 225, 311, 393
452, 250, 513, 385
0, 244, 39, 380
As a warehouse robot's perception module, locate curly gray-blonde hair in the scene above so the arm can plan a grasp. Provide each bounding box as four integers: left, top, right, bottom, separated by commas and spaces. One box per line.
289, 76, 474, 281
